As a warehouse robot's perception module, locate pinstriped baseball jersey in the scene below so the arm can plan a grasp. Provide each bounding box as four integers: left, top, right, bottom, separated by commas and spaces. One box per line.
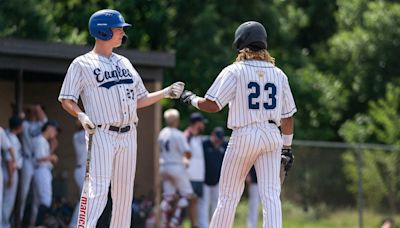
58, 52, 148, 126
205, 60, 296, 129
158, 127, 190, 165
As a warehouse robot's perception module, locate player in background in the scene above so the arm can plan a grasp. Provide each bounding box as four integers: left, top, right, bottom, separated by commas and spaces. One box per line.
184, 112, 207, 228
58, 9, 184, 227
0, 125, 16, 226
180, 21, 296, 228
158, 109, 194, 227
2, 116, 23, 228
202, 127, 227, 224
31, 121, 59, 226
70, 120, 86, 228
20, 105, 47, 221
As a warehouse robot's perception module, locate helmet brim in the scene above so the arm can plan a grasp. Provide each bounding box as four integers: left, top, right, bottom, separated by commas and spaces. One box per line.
120, 22, 132, 27
113, 22, 132, 28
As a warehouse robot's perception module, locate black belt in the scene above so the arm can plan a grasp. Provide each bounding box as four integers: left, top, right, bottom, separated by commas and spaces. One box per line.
268, 120, 277, 125
98, 125, 131, 133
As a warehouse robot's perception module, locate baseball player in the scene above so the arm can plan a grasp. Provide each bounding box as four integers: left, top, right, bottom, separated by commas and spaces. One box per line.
2, 116, 23, 228
58, 9, 184, 228
181, 21, 296, 228
70, 121, 86, 228
31, 121, 59, 226
158, 109, 194, 227
184, 112, 207, 228
202, 127, 227, 224
0, 126, 16, 226
20, 105, 47, 221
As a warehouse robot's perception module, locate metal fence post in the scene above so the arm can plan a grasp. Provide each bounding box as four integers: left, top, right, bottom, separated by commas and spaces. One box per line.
356, 148, 363, 228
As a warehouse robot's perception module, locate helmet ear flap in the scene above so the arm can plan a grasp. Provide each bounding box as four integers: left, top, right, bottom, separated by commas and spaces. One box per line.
96, 27, 113, 40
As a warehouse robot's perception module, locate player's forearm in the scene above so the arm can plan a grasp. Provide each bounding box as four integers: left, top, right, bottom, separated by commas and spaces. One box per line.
37, 156, 53, 163
50, 140, 58, 153
281, 117, 293, 135
8, 148, 16, 162
137, 90, 164, 109
281, 117, 294, 147
36, 105, 47, 121
191, 97, 220, 113
181, 91, 220, 112
60, 99, 83, 117
6, 161, 14, 176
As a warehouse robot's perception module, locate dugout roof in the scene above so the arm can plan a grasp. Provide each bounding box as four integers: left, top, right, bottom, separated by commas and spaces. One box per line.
0, 38, 175, 80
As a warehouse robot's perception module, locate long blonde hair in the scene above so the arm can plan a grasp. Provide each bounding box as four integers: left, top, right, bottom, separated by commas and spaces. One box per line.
235, 48, 275, 65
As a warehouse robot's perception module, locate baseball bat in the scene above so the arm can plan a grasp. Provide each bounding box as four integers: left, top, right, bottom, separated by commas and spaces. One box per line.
77, 133, 94, 228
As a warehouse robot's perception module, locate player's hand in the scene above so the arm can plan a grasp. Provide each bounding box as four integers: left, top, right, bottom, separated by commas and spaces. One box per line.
281, 148, 294, 172
50, 154, 59, 164
6, 176, 13, 188
6, 160, 16, 188
50, 138, 59, 153
180, 90, 197, 105
7, 160, 17, 173
163, 82, 185, 99
77, 112, 96, 134
245, 175, 252, 184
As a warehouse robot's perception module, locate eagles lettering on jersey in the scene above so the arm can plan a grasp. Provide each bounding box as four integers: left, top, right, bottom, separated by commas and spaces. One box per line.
93, 65, 134, 89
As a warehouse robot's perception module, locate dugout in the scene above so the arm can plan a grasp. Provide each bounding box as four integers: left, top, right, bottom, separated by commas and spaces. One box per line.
0, 38, 171, 211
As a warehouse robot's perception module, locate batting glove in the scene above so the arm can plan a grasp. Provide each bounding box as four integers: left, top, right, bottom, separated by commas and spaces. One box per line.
77, 112, 96, 134
281, 148, 294, 172
180, 90, 197, 104
163, 82, 185, 99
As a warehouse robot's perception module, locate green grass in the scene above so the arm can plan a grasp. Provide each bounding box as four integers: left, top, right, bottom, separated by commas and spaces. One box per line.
182, 200, 399, 228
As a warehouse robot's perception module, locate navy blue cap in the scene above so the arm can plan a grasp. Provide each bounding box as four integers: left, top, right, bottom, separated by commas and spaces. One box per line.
190, 112, 207, 124
213, 127, 225, 140
9, 115, 23, 129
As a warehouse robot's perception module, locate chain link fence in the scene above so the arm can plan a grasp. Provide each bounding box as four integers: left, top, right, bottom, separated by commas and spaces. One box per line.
281, 140, 400, 228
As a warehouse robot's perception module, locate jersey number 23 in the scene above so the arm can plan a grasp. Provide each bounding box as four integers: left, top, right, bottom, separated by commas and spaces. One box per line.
248, 82, 277, 110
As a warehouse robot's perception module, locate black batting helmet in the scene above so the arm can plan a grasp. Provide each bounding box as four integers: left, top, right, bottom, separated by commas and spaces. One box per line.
232, 21, 267, 52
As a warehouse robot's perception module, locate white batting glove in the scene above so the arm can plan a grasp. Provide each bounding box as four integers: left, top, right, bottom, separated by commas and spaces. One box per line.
77, 112, 96, 134
163, 82, 185, 99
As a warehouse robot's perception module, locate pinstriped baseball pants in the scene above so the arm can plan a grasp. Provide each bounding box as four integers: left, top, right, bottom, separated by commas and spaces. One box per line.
77, 127, 137, 228
209, 123, 282, 228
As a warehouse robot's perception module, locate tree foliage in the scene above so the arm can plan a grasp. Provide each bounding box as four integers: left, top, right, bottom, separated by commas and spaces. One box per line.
340, 84, 400, 212
0, 0, 340, 137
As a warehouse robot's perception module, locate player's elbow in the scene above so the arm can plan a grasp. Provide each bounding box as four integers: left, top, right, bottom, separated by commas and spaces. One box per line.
208, 105, 220, 113
199, 100, 220, 113
60, 99, 70, 110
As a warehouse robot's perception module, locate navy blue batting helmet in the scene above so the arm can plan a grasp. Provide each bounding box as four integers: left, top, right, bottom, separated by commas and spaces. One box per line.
232, 21, 267, 52
88, 9, 131, 41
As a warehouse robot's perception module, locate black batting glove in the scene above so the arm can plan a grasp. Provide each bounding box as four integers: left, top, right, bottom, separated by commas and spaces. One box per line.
180, 90, 197, 105
281, 148, 294, 172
